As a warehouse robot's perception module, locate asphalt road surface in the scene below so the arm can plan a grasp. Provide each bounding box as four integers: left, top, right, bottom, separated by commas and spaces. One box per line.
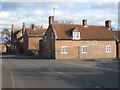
2, 54, 119, 89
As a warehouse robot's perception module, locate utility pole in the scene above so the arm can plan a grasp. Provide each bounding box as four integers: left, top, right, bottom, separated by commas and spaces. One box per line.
53, 8, 55, 17
0, 0, 2, 12
78, 46, 80, 59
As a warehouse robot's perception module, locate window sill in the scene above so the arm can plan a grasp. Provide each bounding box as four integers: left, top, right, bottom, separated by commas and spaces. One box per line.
61, 53, 68, 54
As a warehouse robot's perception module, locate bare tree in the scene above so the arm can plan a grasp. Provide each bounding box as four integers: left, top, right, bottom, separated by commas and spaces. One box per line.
55, 19, 74, 24
1, 28, 11, 43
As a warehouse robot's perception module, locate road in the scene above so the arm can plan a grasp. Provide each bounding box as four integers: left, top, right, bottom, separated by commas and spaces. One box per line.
2, 54, 119, 89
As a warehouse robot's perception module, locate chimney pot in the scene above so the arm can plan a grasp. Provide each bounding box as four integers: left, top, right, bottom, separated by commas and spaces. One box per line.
49, 16, 54, 25
40, 25, 43, 28
31, 24, 36, 30
22, 22, 26, 34
11, 24, 14, 32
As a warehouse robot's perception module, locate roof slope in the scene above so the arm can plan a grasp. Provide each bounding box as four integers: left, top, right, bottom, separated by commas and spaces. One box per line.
53, 23, 115, 40
25, 28, 47, 37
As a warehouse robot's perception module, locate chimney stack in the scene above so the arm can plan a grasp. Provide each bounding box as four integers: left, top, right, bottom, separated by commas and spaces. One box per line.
31, 24, 36, 30
40, 25, 43, 28
49, 16, 54, 25
22, 22, 25, 34
11, 24, 14, 32
105, 20, 112, 29
83, 19, 87, 27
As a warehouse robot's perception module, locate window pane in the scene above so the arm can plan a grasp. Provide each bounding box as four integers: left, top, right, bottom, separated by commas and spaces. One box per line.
61, 46, 68, 54
73, 32, 80, 39
82, 46, 87, 53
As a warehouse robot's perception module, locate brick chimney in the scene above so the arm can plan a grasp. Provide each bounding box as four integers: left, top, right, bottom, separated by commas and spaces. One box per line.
22, 22, 25, 34
40, 25, 43, 28
31, 24, 36, 30
83, 19, 88, 27
49, 16, 54, 25
105, 20, 112, 29
11, 24, 14, 32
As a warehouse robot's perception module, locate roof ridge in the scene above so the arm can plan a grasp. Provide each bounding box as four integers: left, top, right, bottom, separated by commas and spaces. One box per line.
53, 23, 104, 27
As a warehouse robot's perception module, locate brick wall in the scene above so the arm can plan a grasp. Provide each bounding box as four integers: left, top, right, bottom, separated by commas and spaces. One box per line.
28, 37, 42, 50
39, 25, 55, 59
0, 43, 7, 52
118, 42, 120, 58
55, 40, 116, 59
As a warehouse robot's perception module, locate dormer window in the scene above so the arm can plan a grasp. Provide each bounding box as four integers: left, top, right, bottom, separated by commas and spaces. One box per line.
20, 33, 22, 36
73, 32, 80, 40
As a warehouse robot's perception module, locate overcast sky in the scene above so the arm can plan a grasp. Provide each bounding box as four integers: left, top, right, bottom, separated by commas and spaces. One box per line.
0, 0, 119, 31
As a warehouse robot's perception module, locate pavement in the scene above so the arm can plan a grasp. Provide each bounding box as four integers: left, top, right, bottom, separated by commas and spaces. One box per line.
1, 54, 119, 89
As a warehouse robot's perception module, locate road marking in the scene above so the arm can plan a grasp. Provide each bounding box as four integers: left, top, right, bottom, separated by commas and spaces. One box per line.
4, 67, 16, 88
57, 72, 73, 78
86, 82, 92, 85
80, 65, 119, 72
95, 86, 101, 89
66, 61, 119, 72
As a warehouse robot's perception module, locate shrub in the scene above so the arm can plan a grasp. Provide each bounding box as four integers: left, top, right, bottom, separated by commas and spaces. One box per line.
28, 49, 38, 56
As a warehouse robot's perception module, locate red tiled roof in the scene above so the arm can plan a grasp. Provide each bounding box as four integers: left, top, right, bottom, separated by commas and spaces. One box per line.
13, 29, 20, 33
25, 28, 47, 37
52, 23, 116, 40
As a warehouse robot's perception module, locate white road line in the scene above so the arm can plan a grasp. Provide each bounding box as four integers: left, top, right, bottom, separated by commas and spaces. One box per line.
66, 62, 119, 72
86, 82, 92, 85
4, 67, 16, 88
95, 86, 101, 89
57, 72, 73, 78
79, 65, 119, 72
68, 62, 71, 64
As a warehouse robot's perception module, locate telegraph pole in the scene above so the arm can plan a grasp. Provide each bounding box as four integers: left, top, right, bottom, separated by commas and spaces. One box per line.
0, 0, 2, 12
53, 8, 55, 17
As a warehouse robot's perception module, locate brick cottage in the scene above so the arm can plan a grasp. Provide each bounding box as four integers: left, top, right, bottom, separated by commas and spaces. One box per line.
11, 23, 47, 55
11, 24, 23, 54
39, 16, 117, 59
23, 24, 47, 55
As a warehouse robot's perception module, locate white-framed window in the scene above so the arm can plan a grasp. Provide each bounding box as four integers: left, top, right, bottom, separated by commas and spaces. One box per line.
82, 46, 88, 53
61, 46, 68, 54
93, 40, 97, 45
73, 32, 80, 40
20, 33, 23, 36
106, 45, 111, 53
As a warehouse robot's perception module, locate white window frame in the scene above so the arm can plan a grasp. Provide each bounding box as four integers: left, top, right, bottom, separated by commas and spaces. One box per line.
61, 46, 68, 54
20, 33, 23, 36
73, 32, 80, 40
106, 45, 111, 53
93, 40, 97, 45
82, 46, 88, 53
